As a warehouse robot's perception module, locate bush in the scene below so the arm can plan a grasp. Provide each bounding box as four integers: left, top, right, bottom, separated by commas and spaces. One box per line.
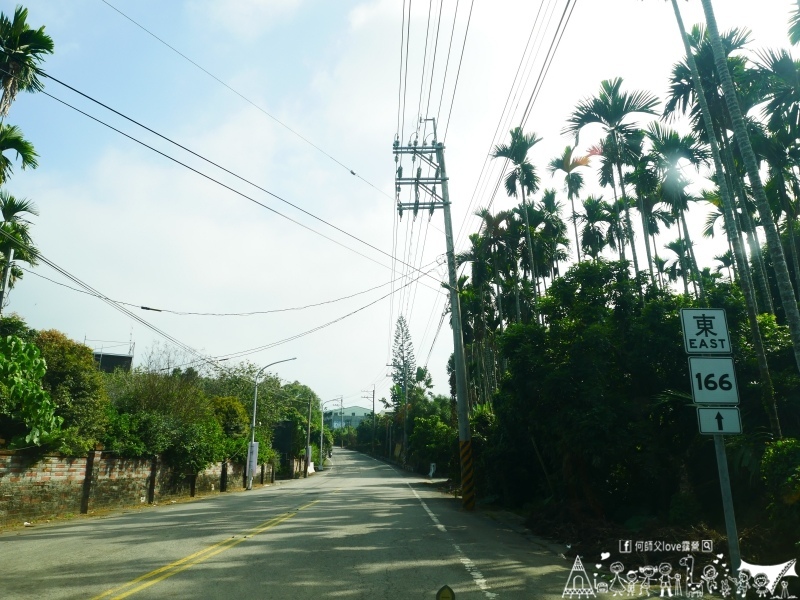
0, 334, 61, 446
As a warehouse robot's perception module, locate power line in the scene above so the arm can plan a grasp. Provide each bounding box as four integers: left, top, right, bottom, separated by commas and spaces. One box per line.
0, 230, 226, 373
98, 0, 391, 201
209, 263, 440, 362
20, 259, 440, 317
441, 0, 476, 142
37, 85, 447, 294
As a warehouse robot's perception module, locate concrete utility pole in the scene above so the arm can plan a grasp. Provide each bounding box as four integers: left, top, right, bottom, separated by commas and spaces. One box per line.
361, 386, 377, 456
393, 118, 475, 509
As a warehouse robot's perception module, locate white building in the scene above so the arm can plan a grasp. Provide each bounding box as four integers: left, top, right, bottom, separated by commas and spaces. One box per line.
323, 405, 374, 429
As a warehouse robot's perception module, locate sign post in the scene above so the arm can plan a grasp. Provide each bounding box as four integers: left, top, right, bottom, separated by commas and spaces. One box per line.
680, 309, 741, 573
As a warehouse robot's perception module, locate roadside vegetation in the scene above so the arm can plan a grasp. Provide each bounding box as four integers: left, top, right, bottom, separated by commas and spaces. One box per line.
0, 0, 798, 563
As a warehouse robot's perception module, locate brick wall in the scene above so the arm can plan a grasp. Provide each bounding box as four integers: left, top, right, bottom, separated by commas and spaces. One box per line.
0, 450, 274, 528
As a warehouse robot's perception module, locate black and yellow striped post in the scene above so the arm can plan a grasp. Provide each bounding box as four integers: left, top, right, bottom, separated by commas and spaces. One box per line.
459, 439, 475, 510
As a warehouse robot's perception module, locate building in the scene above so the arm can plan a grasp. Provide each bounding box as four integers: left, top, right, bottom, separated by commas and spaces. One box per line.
323, 405, 374, 429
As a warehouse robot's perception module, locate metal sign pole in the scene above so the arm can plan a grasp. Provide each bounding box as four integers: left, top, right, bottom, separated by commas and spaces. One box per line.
714, 434, 741, 574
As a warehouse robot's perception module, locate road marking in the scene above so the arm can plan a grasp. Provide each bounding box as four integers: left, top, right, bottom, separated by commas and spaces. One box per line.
91, 499, 320, 600
407, 485, 497, 599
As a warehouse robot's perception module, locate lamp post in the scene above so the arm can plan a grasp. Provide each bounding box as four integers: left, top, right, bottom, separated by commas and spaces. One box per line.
248, 357, 296, 490
304, 394, 312, 479
320, 397, 342, 470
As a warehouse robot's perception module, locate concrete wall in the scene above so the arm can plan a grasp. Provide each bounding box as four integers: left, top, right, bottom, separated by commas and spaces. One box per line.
0, 450, 273, 528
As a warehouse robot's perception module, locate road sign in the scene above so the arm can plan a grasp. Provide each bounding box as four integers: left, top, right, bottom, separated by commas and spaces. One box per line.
681, 308, 731, 354
697, 407, 742, 435
688, 357, 739, 405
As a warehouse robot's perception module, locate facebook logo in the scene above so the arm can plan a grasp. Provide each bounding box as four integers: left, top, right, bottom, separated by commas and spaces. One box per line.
619, 540, 632, 553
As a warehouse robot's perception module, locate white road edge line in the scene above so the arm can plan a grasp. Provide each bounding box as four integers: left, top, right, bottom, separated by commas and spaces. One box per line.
407, 484, 498, 599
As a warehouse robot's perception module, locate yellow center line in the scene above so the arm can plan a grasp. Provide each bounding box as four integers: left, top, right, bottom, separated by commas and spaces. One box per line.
91, 499, 321, 600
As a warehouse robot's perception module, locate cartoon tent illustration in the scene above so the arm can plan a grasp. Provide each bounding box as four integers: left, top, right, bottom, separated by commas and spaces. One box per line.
563, 555, 597, 598
739, 559, 797, 595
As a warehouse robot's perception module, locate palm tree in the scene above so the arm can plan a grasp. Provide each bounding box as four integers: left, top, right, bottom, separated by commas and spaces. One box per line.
0, 6, 54, 118
0, 191, 38, 310
701, 0, 800, 382
548, 146, 589, 263
714, 250, 735, 282
491, 127, 542, 316
0, 123, 37, 183
669, 0, 781, 439
564, 77, 659, 276
789, 1, 800, 45
645, 122, 709, 297
579, 196, 611, 261
664, 238, 693, 296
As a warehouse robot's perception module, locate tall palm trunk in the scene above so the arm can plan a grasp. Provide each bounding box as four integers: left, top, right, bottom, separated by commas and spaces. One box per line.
674, 0, 781, 437
638, 191, 655, 282
616, 161, 640, 277
702, 0, 800, 382
520, 191, 539, 318
721, 133, 774, 313
681, 211, 705, 300
569, 194, 582, 263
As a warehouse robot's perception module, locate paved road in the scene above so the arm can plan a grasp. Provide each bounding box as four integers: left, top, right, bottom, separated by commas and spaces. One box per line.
1, 449, 569, 599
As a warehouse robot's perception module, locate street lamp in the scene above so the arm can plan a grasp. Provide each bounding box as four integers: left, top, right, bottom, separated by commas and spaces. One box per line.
320, 397, 342, 470
248, 357, 297, 490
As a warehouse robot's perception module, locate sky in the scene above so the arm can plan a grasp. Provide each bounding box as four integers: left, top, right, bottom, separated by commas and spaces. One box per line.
2, 0, 796, 410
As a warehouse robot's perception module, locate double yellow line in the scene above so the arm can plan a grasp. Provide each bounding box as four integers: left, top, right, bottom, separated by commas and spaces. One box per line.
92, 499, 320, 600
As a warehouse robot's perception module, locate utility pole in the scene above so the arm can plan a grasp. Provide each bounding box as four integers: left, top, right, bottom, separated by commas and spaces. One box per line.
361, 386, 377, 456
393, 118, 475, 509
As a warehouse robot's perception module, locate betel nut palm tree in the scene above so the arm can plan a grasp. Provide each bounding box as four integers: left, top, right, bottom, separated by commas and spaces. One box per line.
0, 191, 38, 308
491, 127, 542, 315
548, 145, 589, 263
564, 77, 660, 277
667, 0, 782, 438
0, 5, 54, 118
700, 0, 800, 385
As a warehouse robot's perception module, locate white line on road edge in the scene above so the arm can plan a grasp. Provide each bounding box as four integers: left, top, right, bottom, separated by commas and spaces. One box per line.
407, 484, 498, 599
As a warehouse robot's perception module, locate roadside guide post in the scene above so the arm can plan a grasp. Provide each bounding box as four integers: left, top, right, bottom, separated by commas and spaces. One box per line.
680, 309, 741, 572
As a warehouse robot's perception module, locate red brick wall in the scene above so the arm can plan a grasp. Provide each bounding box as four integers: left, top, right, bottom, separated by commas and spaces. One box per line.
0, 450, 272, 528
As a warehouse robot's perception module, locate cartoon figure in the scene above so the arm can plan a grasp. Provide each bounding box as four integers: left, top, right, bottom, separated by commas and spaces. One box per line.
754, 574, 771, 598
640, 566, 657, 596
597, 582, 610, 594
673, 573, 683, 598
720, 577, 732, 598
777, 579, 797, 599
701, 565, 718, 595
680, 556, 695, 588
659, 563, 673, 597
626, 571, 638, 597
731, 570, 751, 597
608, 562, 627, 597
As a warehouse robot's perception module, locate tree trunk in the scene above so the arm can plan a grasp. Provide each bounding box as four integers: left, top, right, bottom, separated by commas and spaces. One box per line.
721, 133, 774, 313
639, 191, 655, 282
702, 0, 800, 382
681, 211, 705, 300
675, 0, 781, 437
570, 195, 582, 263
617, 161, 640, 277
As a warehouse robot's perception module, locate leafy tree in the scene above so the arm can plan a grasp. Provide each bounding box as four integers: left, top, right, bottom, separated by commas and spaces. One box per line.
0, 334, 60, 446
34, 330, 109, 454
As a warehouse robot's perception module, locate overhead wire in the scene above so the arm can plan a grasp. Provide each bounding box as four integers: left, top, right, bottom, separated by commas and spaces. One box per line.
19, 259, 440, 317
36, 83, 446, 294
98, 0, 392, 201
441, 0, 476, 142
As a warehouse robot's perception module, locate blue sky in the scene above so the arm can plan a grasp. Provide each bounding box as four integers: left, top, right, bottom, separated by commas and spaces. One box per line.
2, 0, 796, 408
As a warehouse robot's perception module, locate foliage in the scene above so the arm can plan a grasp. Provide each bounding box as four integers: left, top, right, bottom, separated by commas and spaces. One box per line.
0, 334, 60, 446
34, 329, 109, 454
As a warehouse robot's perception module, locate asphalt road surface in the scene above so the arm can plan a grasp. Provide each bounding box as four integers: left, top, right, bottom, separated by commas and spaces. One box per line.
1, 449, 569, 599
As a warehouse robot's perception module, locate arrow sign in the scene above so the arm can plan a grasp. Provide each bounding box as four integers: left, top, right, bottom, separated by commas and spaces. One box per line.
697, 407, 742, 435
